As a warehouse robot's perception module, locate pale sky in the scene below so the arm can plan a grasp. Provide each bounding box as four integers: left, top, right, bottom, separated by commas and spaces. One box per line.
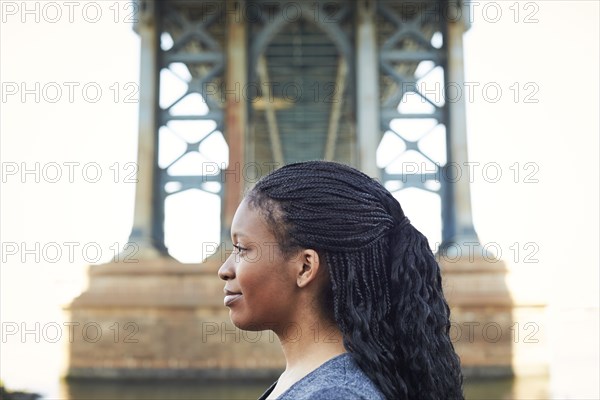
1, 1, 598, 397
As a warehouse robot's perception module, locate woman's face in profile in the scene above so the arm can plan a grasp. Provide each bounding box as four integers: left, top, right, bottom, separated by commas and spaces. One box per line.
218, 198, 298, 331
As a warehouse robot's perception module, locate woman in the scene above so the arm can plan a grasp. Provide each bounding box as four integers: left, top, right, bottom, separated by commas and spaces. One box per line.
218, 161, 463, 400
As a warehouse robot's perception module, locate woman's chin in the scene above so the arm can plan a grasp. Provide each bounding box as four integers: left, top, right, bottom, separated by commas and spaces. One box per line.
228, 312, 249, 330
229, 314, 268, 332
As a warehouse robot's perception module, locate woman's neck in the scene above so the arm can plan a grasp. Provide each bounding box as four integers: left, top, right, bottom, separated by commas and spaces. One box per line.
275, 318, 346, 383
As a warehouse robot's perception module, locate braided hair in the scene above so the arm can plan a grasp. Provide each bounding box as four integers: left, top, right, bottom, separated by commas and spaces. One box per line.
246, 160, 463, 400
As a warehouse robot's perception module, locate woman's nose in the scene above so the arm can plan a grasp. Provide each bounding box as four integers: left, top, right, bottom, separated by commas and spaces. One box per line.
217, 254, 235, 281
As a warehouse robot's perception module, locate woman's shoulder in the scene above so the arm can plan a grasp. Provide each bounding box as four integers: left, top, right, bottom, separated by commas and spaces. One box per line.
277, 353, 385, 400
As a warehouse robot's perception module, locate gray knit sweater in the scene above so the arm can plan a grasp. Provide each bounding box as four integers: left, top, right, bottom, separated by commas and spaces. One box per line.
257, 353, 386, 400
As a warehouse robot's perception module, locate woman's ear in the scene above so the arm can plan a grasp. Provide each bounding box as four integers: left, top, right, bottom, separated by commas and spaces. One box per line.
296, 249, 320, 288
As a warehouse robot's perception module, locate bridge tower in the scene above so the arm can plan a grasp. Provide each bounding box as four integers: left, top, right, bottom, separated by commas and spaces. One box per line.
68, 0, 546, 380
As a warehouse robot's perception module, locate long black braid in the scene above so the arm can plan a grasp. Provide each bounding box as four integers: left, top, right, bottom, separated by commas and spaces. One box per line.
246, 160, 464, 400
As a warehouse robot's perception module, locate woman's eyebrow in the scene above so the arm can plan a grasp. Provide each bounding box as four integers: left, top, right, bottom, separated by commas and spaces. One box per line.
231, 232, 248, 240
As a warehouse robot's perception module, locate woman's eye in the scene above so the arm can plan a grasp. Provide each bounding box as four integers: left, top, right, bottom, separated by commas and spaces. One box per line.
233, 244, 248, 255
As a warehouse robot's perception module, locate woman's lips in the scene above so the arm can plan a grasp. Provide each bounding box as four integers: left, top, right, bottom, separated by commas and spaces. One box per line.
224, 294, 242, 307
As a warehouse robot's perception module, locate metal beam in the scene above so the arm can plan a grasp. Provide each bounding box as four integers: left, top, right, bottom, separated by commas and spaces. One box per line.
256, 55, 285, 166
128, 0, 166, 258
356, 0, 380, 179
222, 0, 248, 242
442, 18, 480, 248
324, 57, 348, 161
163, 52, 224, 64
381, 50, 445, 62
